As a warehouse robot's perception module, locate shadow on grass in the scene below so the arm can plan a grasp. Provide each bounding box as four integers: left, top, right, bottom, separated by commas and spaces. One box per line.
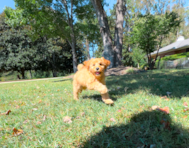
82, 110, 189, 148
82, 94, 117, 103
105, 70, 189, 99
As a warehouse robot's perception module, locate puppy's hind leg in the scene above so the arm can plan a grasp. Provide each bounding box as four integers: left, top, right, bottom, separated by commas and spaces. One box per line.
73, 80, 82, 100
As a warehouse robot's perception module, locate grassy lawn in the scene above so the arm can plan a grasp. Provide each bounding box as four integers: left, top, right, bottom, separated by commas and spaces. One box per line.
0, 69, 189, 147
0, 71, 72, 82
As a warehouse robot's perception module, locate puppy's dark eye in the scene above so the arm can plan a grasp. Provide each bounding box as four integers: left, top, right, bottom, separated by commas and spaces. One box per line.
99, 63, 102, 66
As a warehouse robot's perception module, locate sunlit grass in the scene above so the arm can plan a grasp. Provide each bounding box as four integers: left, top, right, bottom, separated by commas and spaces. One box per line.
0, 69, 189, 147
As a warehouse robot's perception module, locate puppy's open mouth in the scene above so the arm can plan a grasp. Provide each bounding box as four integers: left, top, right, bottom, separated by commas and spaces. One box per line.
95, 72, 101, 75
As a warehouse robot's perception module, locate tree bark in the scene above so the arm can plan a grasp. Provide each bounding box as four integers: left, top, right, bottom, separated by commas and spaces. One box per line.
113, 0, 126, 67
86, 38, 90, 60
71, 36, 77, 72
52, 52, 57, 77
90, 0, 114, 68
30, 70, 32, 78
66, 37, 77, 73
20, 69, 25, 79
62, 0, 77, 73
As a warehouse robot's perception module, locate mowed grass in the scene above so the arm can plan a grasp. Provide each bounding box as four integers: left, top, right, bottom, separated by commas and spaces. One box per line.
0, 69, 189, 147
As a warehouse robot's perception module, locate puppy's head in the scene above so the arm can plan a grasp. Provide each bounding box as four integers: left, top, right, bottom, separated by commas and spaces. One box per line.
83, 57, 110, 77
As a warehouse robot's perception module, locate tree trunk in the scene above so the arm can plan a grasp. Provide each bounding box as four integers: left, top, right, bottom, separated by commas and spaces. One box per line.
52, 70, 57, 77
91, 0, 114, 68
113, 0, 126, 67
30, 70, 32, 78
52, 52, 57, 77
65, 37, 77, 73
21, 69, 25, 79
62, 0, 77, 73
86, 38, 90, 60
71, 37, 77, 72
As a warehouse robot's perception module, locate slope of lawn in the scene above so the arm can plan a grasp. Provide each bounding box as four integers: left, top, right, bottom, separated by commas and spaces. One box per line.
0, 69, 189, 147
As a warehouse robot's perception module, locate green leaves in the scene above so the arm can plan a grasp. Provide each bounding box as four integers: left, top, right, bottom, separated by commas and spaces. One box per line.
130, 12, 181, 69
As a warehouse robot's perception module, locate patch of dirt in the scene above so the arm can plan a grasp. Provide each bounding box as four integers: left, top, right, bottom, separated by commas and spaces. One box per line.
65, 75, 74, 79
65, 66, 146, 78
105, 66, 144, 76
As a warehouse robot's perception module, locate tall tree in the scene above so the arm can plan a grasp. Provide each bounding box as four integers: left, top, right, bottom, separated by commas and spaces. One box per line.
131, 12, 181, 69
113, 0, 126, 66
90, 0, 114, 67
90, 0, 126, 67
6, 0, 94, 72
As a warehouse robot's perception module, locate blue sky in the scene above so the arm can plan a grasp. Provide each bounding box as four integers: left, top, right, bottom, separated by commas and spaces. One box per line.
0, 0, 15, 13
2, 0, 188, 15
0, 0, 116, 14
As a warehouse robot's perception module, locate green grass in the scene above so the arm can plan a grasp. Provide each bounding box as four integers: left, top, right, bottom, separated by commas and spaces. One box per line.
0, 69, 189, 147
125, 67, 137, 74
0, 71, 73, 82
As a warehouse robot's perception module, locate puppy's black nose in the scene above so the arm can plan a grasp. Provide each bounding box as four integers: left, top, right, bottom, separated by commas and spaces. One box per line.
96, 67, 99, 70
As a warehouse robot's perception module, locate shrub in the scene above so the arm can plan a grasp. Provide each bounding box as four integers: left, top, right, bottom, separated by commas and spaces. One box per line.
162, 52, 189, 61
126, 68, 135, 74
140, 63, 149, 70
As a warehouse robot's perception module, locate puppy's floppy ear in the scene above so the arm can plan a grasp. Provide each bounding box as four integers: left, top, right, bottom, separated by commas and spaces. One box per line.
83, 60, 90, 69
101, 57, 110, 69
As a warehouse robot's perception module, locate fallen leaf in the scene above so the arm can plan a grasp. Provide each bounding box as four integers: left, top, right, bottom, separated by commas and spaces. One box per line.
158, 107, 170, 114
184, 108, 189, 112
38, 100, 42, 103
161, 96, 167, 99
16, 105, 20, 109
1, 110, 11, 115
23, 120, 28, 124
37, 121, 42, 124
32, 108, 38, 111
151, 106, 159, 110
63, 116, 72, 124
165, 98, 169, 101
42, 115, 47, 121
183, 115, 188, 119
76, 116, 80, 119
160, 96, 169, 101
12, 128, 23, 136
183, 102, 188, 107
110, 118, 116, 122
5, 110, 11, 115
81, 112, 85, 116
160, 119, 170, 130
117, 109, 122, 112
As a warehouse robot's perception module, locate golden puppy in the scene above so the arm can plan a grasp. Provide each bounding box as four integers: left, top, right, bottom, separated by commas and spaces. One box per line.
73, 57, 114, 105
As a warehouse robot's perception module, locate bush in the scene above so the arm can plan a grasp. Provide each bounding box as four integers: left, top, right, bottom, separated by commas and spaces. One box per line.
140, 63, 149, 70
162, 52, 189, 61
33, 71, 53, 78
126, 68, 136, 74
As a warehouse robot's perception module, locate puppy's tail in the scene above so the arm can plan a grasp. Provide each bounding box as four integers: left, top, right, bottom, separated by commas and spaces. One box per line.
77, 64, 84, 71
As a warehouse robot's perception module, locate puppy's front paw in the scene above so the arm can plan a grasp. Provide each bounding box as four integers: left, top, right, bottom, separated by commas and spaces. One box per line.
102, 99, 114, 105
74, 97, 79, 100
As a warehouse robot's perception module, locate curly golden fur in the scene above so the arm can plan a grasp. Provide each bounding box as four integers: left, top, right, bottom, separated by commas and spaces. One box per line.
73, 57, 114, 105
